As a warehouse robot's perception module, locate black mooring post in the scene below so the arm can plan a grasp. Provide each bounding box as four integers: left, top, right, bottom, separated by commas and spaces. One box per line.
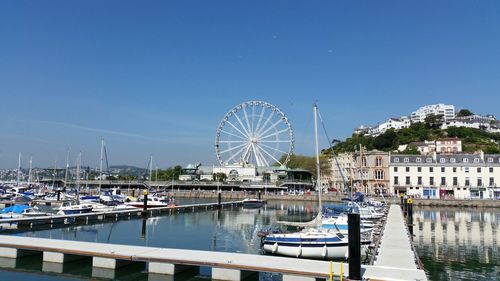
57, 190, 61, 201
348, 213, 361, 280
217, 191, 222, 208
407, 198, 414, 238
141, 218, 147, 239
403, 198, 408, 216
143, 190, 148, 215
400, 194, 404, 209
258, 190, 262, 200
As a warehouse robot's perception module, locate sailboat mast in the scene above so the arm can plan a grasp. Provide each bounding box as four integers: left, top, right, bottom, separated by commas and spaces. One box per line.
17, 152, 21, 186
77, 151, 81, 201
149, 155, 153, 187
28, 155, 32, 185
99, 139, 104, 194
313, 105, 322, 212
64, 148, 70, 188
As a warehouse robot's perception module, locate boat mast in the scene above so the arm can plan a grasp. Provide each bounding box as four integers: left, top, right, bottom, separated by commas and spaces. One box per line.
99, 139, 104, 194
64, 148, 70, 189
149, 155, 153, 187
16, 152, 21, 186
76, 151, 81, 202
28, 155, 32, 185
313, 104, 322, 213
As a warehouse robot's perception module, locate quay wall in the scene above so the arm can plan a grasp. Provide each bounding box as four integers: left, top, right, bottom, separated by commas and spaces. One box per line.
171, 191, 500, 208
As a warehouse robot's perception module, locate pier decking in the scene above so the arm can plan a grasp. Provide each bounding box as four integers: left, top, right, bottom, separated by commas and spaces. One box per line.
373, 204, 427, 280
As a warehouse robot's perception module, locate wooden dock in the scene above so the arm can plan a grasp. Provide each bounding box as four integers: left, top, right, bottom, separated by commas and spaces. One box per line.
0, 201, 241, 227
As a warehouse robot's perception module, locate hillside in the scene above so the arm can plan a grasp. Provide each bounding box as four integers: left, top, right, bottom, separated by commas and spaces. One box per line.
328, 123, 500, 154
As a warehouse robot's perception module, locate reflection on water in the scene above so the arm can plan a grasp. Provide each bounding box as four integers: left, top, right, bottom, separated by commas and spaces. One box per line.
0, 200, 319, 281
413, 206, 499, 281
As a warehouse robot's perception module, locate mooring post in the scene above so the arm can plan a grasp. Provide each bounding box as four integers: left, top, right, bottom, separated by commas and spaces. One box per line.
403, 197, 408, 217
258, 191, 262, 200
400, 193, 404, 209
57, 190, 61, 201
143, 189, 148, 216
348, 213, 361, 280
407, 198, 414, 238
217, 191, 222, 209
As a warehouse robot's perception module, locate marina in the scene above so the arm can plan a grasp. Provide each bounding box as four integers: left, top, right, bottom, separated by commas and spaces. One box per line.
0, 196, 429, 281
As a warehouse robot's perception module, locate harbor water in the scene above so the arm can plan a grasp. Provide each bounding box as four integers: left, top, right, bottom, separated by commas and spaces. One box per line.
0, 200, 498, 280
413, 206, 499, 281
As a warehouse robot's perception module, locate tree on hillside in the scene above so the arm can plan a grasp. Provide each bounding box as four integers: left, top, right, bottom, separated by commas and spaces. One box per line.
456, 109, 474, 117
424, 114, 445, 129
372, 129, 398, 151
279, 154, 331, 178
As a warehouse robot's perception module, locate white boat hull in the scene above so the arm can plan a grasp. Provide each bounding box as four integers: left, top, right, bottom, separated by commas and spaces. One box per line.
263, 242, 351, 259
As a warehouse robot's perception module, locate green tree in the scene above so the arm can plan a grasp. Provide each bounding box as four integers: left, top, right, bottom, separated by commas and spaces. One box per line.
456, 109, 474, 117
213, 172, 227, 181
372, 129, 399, 151
424, 114, 444, 129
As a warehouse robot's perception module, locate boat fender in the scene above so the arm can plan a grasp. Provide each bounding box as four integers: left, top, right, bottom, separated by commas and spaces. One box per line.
322, 244, 327, 258
296, 244, 302, 257
272, 242, 278, 253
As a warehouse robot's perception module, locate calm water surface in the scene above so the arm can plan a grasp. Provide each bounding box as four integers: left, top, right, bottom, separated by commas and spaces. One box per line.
413, 206, 499, 281
0, 201, 498, 281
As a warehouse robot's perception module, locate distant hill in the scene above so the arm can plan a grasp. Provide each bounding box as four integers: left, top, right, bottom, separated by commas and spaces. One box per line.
109, 165, 147, 176
327, 123, 500, 154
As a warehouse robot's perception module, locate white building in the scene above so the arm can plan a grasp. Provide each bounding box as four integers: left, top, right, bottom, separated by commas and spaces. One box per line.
368, 116, 411, 136
435, 138, 462, 154
389, 153, 500, 199
411, 104, 455, 123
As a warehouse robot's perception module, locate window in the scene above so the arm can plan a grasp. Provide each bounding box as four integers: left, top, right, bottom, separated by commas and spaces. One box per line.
406, 167, 410, 172
474, 158, 480, 163
426, 158, 432, 163
416, 158, 422, 163
430, 167, 434, 172
490, 177, 495, 187
404, 157, 409, 163
478, 177, 482, 186
394, 167, 398, 172
453, 177, 458, 186
375, 170, 384, 180
418, 176, 422, 185
375, 157, 383, 167
477, 167, 481, 173
406, 176, 411, 185
441, 167, 445, 173
430, 177, 434, 186
394, 157, 399, 163
463, 158, 469, 163
394, 176, 399, 185
465, 177, 470, 186
490, 167, 494, 173
441, 177, 446, 186
418, 167, 422, 172
488, 157, 493, 163
465, 167, 469, 173
453, 167, 457, 173
451, 158, 456, 163
440, 158, 445, 163
362, 157, 367, 167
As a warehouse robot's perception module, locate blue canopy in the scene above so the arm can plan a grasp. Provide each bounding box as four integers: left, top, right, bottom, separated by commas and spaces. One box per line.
0, 204, 31, 214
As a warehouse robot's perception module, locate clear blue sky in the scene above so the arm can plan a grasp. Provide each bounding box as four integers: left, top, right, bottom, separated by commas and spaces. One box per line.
1, 1, 499, 169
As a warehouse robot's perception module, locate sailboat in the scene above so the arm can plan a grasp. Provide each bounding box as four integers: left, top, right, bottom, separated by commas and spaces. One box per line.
262, 105, 370, 259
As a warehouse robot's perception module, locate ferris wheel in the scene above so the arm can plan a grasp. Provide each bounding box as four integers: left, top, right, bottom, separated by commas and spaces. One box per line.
215, 101, 294, 167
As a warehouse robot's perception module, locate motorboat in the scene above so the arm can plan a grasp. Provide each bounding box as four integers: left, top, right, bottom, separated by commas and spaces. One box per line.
0, 205, 48, 219
242, 198, 264, 208
55, 202, 93, 215
322, 214, 374, 234
90, 202, 137, 213
124, 194, 176, 208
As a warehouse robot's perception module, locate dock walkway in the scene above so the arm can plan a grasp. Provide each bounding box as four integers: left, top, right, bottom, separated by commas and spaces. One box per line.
373, 204, 427, 280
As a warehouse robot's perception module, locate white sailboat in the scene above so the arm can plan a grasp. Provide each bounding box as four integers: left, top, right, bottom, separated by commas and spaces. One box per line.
262, 104, 370, 259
